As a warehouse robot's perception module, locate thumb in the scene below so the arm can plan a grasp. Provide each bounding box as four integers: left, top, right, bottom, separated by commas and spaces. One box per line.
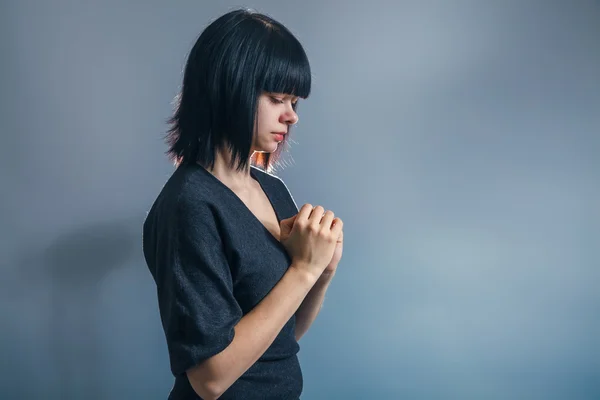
280, 214, 298, 233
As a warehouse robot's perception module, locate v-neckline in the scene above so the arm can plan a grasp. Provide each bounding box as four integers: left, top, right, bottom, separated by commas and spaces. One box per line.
194, 163, 283, 244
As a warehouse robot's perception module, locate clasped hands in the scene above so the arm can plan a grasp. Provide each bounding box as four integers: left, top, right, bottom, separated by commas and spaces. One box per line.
279, 204, 343, 278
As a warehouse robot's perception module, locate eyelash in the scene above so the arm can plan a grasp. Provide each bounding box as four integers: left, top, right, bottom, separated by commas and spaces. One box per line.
270, 97, 298, 108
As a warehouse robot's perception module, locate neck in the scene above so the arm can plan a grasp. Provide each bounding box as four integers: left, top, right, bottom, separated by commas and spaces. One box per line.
199, 147, 256, 192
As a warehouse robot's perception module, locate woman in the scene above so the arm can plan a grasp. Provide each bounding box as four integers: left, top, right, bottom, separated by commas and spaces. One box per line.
143, 8, 344, 400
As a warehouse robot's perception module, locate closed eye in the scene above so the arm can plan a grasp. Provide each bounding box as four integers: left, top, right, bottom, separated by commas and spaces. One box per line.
270, 96, 299, 110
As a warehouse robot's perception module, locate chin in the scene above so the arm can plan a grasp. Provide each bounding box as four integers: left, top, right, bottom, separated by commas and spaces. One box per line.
253, 136, 282, 153
264, 141, 281, 153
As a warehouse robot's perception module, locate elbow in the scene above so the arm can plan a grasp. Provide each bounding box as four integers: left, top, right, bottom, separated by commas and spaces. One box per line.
188, 376, 223, 400
187, 369, 225, 400
294, 325, 306, 342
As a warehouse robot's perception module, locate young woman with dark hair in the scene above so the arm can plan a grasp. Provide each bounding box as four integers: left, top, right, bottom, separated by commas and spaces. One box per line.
143, 8, 344, 399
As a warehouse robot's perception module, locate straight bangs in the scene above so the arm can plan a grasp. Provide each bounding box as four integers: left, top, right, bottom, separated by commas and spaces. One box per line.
259, 29, 312, 99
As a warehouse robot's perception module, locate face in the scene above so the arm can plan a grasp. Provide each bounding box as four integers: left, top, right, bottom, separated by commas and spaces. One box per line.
252, 92, 299, 153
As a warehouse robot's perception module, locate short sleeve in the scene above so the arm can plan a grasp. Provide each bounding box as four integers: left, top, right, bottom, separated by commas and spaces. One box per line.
156, 196, 243, 376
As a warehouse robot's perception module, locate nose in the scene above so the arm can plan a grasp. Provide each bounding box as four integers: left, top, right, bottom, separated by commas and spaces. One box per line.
281, 106, 299, 126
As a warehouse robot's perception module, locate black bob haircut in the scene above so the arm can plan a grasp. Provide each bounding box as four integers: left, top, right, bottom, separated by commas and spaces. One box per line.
165, 8, 312, 174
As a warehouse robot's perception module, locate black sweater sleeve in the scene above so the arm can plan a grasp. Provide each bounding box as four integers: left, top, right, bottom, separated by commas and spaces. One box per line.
156, 194, 243, 376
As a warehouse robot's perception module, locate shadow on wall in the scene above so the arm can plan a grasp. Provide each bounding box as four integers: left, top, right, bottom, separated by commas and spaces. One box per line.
12, 214, 145, 400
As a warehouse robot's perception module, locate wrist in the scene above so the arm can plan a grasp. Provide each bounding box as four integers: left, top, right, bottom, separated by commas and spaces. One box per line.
316, 271, 336, 285
288, 261, 320, 287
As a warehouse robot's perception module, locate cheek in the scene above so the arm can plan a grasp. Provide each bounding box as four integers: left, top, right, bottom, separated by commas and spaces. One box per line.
256, 110, 273, 130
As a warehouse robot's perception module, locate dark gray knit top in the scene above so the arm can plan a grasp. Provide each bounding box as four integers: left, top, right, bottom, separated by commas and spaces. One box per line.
143, 162, 302, 399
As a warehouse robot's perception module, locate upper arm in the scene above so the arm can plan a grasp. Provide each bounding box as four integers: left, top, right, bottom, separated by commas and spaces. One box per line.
154, 197, 243, 394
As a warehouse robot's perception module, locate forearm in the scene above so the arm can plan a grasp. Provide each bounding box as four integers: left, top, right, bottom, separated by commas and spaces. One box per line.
294, 272, 335, 341
187, 264, 317, 399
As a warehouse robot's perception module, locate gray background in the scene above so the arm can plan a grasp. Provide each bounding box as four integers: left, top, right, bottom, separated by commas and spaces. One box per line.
1, 1, 599, 399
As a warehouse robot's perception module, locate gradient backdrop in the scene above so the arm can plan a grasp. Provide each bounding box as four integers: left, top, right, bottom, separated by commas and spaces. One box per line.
2, 1, 599, 399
